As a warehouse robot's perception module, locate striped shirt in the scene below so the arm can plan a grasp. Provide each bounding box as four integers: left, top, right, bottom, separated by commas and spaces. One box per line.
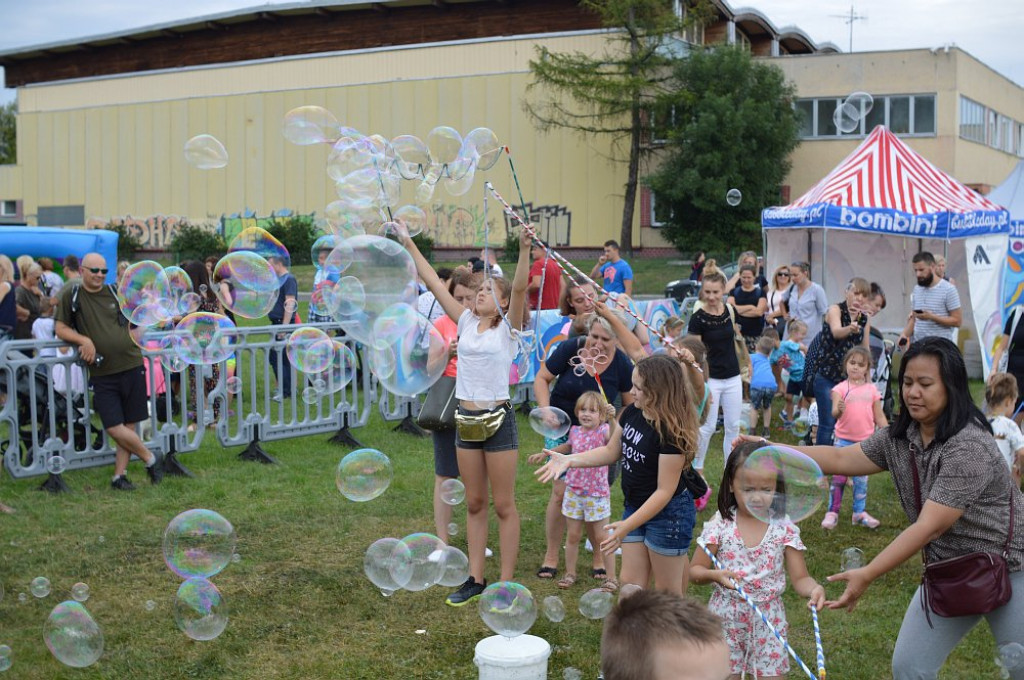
911, 279, 960, 342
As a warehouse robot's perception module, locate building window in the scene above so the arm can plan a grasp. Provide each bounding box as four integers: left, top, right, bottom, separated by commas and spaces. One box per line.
960, 97, 986, 143
649, 105, 676, 146
651, 191, 673, 228
959, 96, 1024, 156
0, 201, 15, 217
794, 94, 936, 139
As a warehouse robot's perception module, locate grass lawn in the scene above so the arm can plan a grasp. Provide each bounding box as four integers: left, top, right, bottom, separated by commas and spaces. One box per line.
0, 386, 1005, 679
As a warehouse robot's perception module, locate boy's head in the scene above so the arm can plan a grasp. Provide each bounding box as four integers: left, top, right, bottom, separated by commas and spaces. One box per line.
601, 589, 730, 680
787, 319, 808, 341
761, 327, 780, 346
986, 373, 1019, 414
756, 335, 775, 356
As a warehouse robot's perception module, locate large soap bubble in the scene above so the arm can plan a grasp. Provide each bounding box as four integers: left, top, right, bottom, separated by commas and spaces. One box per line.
336, 449, 392, 502
228, 227, 290, 264
840, 547, 865, 572
162, 509, 238, 579
436, 546, 471, 587
212, 251, 280, 319
332, 235, 418, 345
285, 327, 336, 374
392, 205, 427, 238
462, 127, 503, 170
43, 601, 104, 668
528, 407, 572, 440
325, 198, 381, 237
171, 312, 237, 365
542, 595, 566, 623
117, 261, 173, 326
391, 134, 431, 180
395, 533, 447, 592
174, 577, 229, 641
579, 588, 614, 620
364, 537, 413, 595
184, 134, 229, 169
440, 478, 465, 506
478, 582, 537, 638
317, 341, 358, 393
282, 105, 343, 146
426, 126, 463, 165
741, 445, 827, 523
367, 313, 448, 397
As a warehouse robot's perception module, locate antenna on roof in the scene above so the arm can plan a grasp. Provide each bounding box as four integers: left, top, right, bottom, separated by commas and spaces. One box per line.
829, 5, 867, 52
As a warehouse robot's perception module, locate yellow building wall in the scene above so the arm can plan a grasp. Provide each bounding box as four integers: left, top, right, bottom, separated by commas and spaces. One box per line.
7, 33, 648, 251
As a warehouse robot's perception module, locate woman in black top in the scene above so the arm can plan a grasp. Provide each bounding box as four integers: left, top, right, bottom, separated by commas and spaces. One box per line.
806, 277, 872, 445
727, 264, 767, 351
0, 255, 16, 341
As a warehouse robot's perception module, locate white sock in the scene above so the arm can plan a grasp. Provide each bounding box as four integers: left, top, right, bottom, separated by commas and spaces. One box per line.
146, 457, 157, 468
112, 474, 123, 482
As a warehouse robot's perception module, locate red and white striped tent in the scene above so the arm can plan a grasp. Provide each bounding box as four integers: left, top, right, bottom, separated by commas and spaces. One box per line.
762, 126, 1010, 373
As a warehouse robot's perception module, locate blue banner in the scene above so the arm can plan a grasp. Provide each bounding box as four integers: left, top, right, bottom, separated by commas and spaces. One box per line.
762, 204, 1009, 240
1003, 220, 1024, 319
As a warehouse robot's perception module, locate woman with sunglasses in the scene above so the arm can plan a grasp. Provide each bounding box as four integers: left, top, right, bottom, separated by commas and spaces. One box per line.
765, 265, 791, 335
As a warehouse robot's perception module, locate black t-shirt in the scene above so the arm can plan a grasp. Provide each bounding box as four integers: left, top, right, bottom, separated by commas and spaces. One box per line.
546, 337, 634, 425
687, 307, 741, 380
619, 404, 686, 508
729, 285, 766, 338
269, 273, 298, 324
1004, 309, 1024, 376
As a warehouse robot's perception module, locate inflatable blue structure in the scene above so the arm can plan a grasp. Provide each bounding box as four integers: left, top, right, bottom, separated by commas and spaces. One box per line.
0, 227, 119, 284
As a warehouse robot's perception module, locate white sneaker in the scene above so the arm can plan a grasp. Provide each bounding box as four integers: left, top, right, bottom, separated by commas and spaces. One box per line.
485, 547, 493, 558
584, 539, 593, 553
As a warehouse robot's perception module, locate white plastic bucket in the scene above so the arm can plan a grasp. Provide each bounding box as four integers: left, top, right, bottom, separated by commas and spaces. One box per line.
474, 634, 551, 680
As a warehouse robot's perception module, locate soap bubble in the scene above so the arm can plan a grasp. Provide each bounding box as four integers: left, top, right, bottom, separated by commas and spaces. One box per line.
317, 342, 358, 393
162, 508, 237, 579
17, 593, 25, 603
226, 376, 242, 395
174, 577, 229, 641
436, 546, 470, 587
791, 416, 811, 438
395, 533, 447, 592
164, 266, 197, 316
463, 127, 503, 170
841, 547, 865, 572
285, 327, 336, 374
145, 600, 156, 612
528, 407, 571, 440
998, 643, 1024, 673
117, 261, 173, 326
325, 198, 380, 237
171, 312, 237, 365
740, 445, 827, 523
332, 235, 418, 345
31, 576, 51, 598
364, 537, 413, 595
371, 302, 419, 350
478, 582, 537, 638
726, 188, 742, 207
228, 227, 290, 265
391, 134, 431, 179
443, 162, 476, 197
71, 583, 90, 603
440, 478, 466, 506
184, 134, 229, 169
579, 588, 614, 620
564, 669, 583, 680
212, 251, 280, 319
46, 456, 67, 475
542, 595, 566, 623
392, 205, 428, 237
336, 448, 392, 502
310, 234, 339, 270
833, 101, 860, 134
447, 522, 459, 536
0, 657, 9, 672
282, 105, 343, 146
329, 275, 367, 319
426, 126, 463, 165
43, 601, 104, 668
367, 313, 448, 398
302, 387, 319, 405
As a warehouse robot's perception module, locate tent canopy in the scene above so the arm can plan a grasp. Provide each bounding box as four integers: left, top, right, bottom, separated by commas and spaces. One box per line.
763, 126, 1009, 240
989, 160, 1024, 219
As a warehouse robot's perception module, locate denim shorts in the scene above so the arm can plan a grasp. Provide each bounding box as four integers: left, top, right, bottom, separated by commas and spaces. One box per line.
621, 492, 696, 556
455, 402, 519, 452
749, 387, 774, 411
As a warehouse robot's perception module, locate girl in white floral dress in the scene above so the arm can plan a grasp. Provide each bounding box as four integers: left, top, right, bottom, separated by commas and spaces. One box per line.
691, 441, 825, 679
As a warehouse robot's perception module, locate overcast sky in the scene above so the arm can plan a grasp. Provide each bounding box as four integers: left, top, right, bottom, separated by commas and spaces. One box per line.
1, 0, 1022, 107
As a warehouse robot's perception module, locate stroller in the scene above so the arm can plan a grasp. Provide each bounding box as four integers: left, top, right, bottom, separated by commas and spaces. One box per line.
868, 327, 896, 421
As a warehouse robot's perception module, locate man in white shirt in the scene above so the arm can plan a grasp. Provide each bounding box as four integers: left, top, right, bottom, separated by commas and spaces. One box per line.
898, 251, 961, 346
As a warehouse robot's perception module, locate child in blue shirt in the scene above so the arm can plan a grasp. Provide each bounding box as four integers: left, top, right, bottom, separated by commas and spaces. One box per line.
770, 318, 808, 426
748, 335, 779, 438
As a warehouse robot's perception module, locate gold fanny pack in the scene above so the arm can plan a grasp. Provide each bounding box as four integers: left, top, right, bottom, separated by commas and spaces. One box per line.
455, 405, 508, 442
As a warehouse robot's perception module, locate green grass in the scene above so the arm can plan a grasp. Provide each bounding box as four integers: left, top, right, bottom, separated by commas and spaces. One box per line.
0, 392, 1005, 679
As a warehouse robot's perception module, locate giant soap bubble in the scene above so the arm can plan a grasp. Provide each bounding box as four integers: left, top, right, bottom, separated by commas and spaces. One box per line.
212, 251, 280, 319
332, 235, 418, 345
336, 448, 392, 502
171, 312, 238, 365
174, 577, 229, 641
285, 327, 336, 374
117, 260, 173, 326
367, 312, 448, 397
317, 341, 358, 393
184, 134, 229, 170
364, 537, 413, 595
478, 582, 537, 638
528, 407, 572, 440
436, 546, 471, 587
282, 105, 343, 146
162, 509, 237, 579
741, 445, 827, 523
228, 227, 290, 264
395, 533, 447, 592
43, 601, 104, 668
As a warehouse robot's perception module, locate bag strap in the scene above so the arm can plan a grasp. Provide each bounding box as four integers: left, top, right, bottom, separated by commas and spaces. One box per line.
1009, 307, 1023, 356
909, 442, 1014, 560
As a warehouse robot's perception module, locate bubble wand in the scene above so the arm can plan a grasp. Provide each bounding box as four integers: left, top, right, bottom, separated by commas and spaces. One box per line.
696, 541, 817, 680
811, 604, 826, 679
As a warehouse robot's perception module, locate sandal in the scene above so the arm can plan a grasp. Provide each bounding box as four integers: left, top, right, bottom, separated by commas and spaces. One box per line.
600, 578, 619, 593
536, 566, 558, 579
557, 573, 576, 589
591, 568, 607, 580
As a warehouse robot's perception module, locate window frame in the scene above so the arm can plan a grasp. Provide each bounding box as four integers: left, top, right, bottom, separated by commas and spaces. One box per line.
794, 93, 937, 139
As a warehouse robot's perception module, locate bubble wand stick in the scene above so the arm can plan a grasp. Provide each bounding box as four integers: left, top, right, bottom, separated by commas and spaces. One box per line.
811, 604, 826, 679
696, 541, 817, 680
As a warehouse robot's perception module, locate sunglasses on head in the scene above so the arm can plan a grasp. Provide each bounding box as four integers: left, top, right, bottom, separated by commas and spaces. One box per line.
86, 267, 109, 274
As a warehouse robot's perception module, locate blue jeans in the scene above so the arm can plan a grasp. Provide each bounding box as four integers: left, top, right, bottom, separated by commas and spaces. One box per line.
269, 334, 292, 397
813, 374, 838, 445
831, 437, 869, 514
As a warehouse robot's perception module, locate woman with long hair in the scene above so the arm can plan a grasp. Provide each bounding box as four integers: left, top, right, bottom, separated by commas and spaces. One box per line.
557, 277, 597, 338
765, 264, 791, 334
401, 225, 531, 607
0, 255, 16, 341
537, 354, 702, 593
15, 260, 53, 341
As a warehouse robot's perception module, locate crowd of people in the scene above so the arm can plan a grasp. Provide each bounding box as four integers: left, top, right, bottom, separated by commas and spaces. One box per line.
3, 240, 1023, 679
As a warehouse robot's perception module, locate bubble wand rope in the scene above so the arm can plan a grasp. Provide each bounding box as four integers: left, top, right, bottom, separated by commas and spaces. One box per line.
697, 541, 817, 680
484, 181, 675, 353
811, 603, 826, 679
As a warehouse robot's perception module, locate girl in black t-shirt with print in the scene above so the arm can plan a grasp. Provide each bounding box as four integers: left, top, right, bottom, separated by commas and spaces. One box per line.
535, 355, 701, 594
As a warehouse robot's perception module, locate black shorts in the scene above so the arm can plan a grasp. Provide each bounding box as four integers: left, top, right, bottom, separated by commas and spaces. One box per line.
432, 428, 460, 478
786, 378, 804, 397
90, 366, 149, 429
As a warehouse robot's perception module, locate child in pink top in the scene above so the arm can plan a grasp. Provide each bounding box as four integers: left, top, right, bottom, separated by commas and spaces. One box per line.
555, 391, 617, 591
822, 346, 888, 530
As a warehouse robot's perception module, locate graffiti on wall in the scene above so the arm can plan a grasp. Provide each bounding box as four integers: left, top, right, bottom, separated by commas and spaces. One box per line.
85, 215, 217, 250
221, 209, 298, 244
502, 202, 571, 247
